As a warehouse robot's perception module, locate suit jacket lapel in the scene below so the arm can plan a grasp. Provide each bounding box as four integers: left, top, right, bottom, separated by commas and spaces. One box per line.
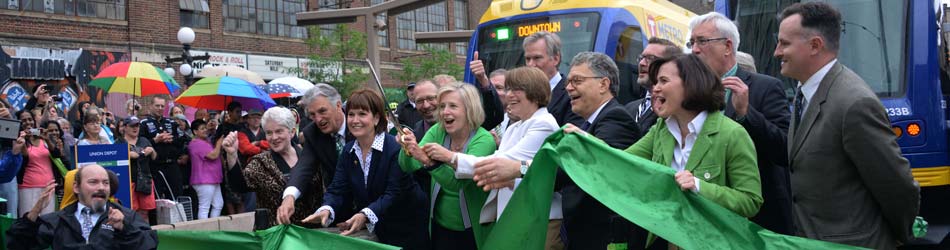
588, 99, 619, 132
655, 121, 674, 166
365, 149, 384, 195
346, 149, 368, 195
551, 75, 568, 109
687, 112, 720, 172
790, 63, 842, 159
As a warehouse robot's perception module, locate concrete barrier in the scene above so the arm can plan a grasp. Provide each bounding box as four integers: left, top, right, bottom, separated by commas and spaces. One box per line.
220, 212, 255, 231
153, 212, 254, 231
152, 212, 377, 242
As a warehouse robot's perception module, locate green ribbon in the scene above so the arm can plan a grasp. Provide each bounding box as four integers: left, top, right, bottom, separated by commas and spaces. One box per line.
157, 225, 399, 250
479, 129, 865, 250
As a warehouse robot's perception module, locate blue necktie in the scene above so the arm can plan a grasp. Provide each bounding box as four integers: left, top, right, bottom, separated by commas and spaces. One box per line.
580, 121, 591, 131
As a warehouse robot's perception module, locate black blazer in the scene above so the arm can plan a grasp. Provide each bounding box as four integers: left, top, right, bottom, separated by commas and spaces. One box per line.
557, 99, 641, 249
723, 68, 795, 235
624, 97, 658, 137
287, 122, 352, 192
395, 100, 422, 128
547, 74, 585, 126
323, 134, 427, 249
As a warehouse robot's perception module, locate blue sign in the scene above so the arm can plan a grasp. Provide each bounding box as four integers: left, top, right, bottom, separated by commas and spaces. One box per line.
1, 83, 28, 111
75, 144, 132, 208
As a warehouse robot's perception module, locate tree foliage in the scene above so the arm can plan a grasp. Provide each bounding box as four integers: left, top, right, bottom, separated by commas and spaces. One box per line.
287, 24, 368, 99
394, 45, 465, 83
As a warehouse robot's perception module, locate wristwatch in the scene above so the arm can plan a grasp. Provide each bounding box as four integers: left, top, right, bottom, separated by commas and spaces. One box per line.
520, 160, 528, 177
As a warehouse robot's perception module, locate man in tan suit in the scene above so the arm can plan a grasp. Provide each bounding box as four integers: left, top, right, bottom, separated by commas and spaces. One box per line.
775, 2, 919, 249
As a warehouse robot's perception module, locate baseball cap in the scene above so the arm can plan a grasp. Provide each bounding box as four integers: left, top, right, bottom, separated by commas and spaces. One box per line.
123, 116, 141, 126
407, 82, 416, 90
244, 109, 263, 117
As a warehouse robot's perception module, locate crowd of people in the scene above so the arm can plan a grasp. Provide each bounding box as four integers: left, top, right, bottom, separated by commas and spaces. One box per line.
0, 2, 922, 250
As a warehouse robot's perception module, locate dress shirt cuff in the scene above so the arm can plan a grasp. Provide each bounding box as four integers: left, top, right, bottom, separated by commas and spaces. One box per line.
282, 187, 301, 200
454, 154, 476, 179
315, 206, 335, 228
360, 208, 378, 233
692, 177, 701, 193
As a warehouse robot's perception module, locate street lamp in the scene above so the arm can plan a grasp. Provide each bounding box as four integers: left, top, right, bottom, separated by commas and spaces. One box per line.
165, 27, 210, 86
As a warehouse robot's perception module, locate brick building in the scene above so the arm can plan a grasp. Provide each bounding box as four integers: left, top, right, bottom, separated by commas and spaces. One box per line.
0, 0, 488, 118
0, 0, 707, 118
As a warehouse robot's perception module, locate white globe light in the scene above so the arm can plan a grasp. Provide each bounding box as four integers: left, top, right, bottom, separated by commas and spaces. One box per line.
163, 67, 176, 76
177, 27, 196, 44
180, 64, 193, 76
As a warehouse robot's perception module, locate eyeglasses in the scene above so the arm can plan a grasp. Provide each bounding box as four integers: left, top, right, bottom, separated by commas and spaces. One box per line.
567, 76, 604, 87
637, 54, 660, 64
686, 37, 728, 49
415, 96, 437, 105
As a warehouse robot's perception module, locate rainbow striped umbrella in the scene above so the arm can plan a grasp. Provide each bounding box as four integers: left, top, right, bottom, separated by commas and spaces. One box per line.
175, 76, 276, 111
89, 62, 181, 96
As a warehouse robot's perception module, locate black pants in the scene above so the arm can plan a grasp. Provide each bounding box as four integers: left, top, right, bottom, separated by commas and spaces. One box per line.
431, 222, 476, 250
152, 163, 183, 200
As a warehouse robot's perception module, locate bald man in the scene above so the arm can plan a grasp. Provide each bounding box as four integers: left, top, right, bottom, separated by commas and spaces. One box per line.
7, 165, 157, 250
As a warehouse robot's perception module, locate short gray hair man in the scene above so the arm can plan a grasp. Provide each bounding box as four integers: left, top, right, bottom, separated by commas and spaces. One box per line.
689, 12, 740, 54
301, 83, 342, 112
570, 52, 620, 96
523, 31, 562, 58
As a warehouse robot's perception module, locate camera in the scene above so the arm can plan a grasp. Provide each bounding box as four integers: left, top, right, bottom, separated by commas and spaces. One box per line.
42, 85, 52, 92
134, 104, 141, 111
52, 96, 63, 102
29, 128, 41, 136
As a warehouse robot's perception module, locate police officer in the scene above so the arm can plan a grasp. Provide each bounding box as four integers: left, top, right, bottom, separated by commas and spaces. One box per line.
139, 95, 188, 200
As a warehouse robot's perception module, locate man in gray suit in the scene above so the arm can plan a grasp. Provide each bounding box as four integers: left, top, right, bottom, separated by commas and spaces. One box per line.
776, 2, 919, 248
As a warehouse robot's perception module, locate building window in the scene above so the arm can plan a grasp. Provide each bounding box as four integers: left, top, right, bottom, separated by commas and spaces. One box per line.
318, 0, 341, 37
224, 0, 308, 38
223, 0, 257, 34
371, 0, 388, 47
278, 0, 307, 38
396, 2, 447, 51
453, 0, 468, 55
8, 0, 126, 20
180, 0, 210, 29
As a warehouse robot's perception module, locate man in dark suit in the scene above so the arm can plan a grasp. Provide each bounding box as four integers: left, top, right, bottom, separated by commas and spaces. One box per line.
396, 82, 422, 127
776, 3, 919, 248
276, 83, 353, 225
407, 79, 438, 195
522, 31, 584, 126
409, 80, 438, 140
625, 37, 682, 136
689, 12, 795, 235
559, 52, 640, 249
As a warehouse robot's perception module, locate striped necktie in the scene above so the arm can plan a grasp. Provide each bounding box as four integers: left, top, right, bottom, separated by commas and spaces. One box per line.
637, 96, 651, 122
793, 87, 806, 128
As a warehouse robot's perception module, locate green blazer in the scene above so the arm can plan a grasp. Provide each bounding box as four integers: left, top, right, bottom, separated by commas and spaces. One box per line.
625, 111, 763, 217
398, 123, 497, 247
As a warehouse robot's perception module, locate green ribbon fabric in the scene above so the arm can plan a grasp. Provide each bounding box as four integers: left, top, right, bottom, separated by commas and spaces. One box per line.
480, 129, 864, 250
157, 225, 399, 250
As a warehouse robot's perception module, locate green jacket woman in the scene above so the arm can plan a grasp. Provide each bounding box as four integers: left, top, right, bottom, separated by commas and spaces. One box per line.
625, 111, 762, 217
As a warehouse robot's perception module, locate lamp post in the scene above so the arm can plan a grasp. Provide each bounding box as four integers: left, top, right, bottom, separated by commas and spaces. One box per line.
165, 27, 210, 86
